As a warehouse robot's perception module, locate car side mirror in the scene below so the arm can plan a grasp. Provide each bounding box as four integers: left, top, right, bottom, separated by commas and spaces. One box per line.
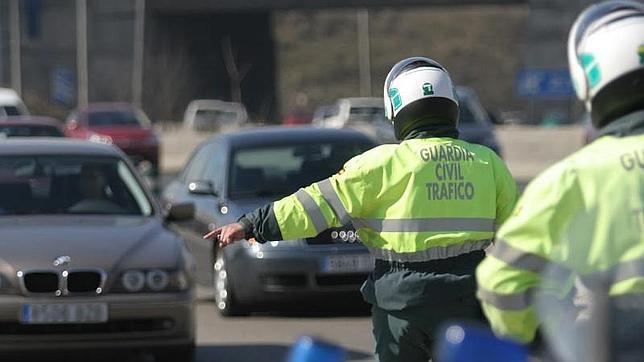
187, 180, 217, 196
486, 108, 504, 125
164, 202, 195, 222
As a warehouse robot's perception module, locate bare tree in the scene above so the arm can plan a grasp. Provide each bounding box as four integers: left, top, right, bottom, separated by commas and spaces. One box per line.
221, 36, 251, 103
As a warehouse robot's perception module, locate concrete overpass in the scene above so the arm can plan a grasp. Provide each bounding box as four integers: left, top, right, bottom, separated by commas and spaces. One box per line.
143, 0, 532, 121
151, 0, 526, 12
5, 0, 594, 122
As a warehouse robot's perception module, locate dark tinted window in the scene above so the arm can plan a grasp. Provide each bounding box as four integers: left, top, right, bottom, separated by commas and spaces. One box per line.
0, 156, 152, 216
1, 106, 22, 116
202, 142, 225, 193
228, 141, 372, 199
87, 111, 142, 127
0, 125, 63, 138
349, 107, 383, 117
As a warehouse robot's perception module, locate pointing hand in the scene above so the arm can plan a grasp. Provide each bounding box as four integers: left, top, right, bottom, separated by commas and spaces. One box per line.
203, 222, 247, 248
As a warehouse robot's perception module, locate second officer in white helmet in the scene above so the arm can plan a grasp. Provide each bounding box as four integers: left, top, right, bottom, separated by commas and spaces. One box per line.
204, 57, 517, 361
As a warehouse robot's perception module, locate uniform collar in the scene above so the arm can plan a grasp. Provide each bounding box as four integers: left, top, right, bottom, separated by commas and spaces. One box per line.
403, 126, 459, 140
598, 109, 644, 138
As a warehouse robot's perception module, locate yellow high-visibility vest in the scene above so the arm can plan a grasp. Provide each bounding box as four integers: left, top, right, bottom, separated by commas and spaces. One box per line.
273, 137, 517, 262
477, 131, 644, 343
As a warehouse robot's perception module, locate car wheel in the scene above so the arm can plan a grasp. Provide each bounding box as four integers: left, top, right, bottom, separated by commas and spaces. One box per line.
153, 343, 195, 362
213, 249, 247, 316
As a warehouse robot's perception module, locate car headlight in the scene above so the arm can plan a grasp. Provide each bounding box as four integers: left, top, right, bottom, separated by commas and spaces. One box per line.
119, 270, 190, 292
0, 274, 18, 294
146, 269, 169, 291
122, 270, 146, 292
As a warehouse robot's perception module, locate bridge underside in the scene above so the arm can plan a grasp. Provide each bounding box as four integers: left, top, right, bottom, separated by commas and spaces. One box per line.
151, 0, 525, 12
143, 0, 527, 120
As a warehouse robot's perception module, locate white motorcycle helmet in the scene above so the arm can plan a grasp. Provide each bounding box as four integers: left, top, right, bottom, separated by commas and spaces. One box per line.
568, 0, 644, 128
383, 57, 459, 140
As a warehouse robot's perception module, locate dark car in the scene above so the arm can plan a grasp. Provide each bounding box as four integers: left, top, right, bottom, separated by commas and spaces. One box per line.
0, 116, 65, 138
65, 103, 160, 176
162, 127, 377, 315
0, 139, 195, 360
456, 87, 503, 156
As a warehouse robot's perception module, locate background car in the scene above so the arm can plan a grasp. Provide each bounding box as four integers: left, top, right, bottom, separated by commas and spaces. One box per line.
162, 127, 377, 316
311, 104, 337, 125
182, 99, 248, 132
314, 97, 395, 144
0, 139, 195, 361
0, 116, 65, 138
455, 86, 503, 156
65, 103, 160, 177
0, 88, 29, 117
282, 109, 312, 126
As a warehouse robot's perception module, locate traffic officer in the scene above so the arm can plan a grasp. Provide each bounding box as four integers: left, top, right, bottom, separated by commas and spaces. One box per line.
476, 1, 644, 358
205, 57, 517, 362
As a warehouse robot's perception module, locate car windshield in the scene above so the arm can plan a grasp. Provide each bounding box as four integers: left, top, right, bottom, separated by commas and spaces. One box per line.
0, 155, 153, 216
349, 106, 384, 122
228, 141, 371, 199
87, 110, 144, 127
195, 109, 240, 123
0, 125, 64, 138
1, 105, 22, 116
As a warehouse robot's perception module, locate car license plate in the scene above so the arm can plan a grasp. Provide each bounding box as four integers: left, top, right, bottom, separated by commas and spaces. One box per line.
323, 255, 374, 273
20, 303, 108, 324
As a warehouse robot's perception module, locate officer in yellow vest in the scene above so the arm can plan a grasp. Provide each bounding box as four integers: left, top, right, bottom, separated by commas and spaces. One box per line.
205, 57, 517, 362
476, 1, 644, 358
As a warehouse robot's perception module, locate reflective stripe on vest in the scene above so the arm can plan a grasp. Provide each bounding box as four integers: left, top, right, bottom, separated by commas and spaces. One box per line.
368, 239, 491, 262
317, 179, 495, 233
477, 287, 533, 311
316, 179, 351, 225
294, 189, 328, 234
354, 217, 495, 232
582, 257, 644, 290
484, 241, 644, 310
489, 239, 572, 282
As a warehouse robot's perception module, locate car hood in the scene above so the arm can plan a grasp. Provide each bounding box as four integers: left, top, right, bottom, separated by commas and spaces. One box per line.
0, 215, 180, 275
90, 126, 153, 140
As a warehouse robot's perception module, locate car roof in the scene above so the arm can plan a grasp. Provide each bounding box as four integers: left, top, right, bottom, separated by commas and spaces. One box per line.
0, 139, 123, 156
0, 88, 22, 105
338, 97, 384, 108
209, 126, 375, 148
0, 116, 62, 126
187, 99, 245, 109
78, 102, 137, 113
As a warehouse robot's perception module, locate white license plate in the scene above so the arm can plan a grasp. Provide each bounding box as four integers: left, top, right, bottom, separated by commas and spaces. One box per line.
20, 303, 108, 324
323, 254, 374, 273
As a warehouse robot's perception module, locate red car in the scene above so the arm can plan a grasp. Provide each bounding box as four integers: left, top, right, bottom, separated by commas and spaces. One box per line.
66, 103, 160, 176
0, 116, 65, 138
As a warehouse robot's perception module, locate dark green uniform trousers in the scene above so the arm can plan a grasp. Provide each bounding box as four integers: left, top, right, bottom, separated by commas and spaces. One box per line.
371, 299, 482, 362
363, 254, 486, 362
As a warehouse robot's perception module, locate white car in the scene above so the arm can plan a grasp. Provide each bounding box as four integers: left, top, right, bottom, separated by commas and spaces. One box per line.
182, 99, 248, 132
314, 97, 395, 144
0, 88, 29, 117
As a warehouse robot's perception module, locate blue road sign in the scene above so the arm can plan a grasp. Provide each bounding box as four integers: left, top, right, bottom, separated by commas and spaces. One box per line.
516, 69, 574, 98
51, 66, 74, 106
